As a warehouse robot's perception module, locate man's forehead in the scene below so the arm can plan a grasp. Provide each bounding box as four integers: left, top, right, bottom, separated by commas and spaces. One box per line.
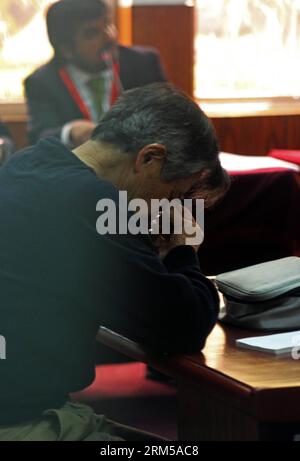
178, 172, 206, 199
168, 174, 202, 200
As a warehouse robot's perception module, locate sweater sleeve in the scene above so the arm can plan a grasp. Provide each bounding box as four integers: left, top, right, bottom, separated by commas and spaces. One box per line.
99, 231, 220, 354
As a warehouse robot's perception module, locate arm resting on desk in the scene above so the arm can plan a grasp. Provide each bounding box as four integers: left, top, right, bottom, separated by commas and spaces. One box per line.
98, 230, 220, 354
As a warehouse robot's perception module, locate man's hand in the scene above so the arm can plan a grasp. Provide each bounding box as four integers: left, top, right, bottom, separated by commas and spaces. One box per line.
69, 120, 96, 147
150, 203, 203, 260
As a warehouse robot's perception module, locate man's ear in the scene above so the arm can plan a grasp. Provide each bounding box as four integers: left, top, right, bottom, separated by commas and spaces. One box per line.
134, 144, 167, 174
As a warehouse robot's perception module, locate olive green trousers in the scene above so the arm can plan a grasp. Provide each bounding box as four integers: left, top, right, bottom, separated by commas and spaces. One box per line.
0, 401, 162, 441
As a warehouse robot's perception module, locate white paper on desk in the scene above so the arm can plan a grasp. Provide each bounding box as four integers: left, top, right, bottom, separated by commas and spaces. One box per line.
236, 331, 300, 355
220, 152, 300, 173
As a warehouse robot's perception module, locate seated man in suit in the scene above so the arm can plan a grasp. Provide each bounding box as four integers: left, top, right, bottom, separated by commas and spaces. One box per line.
0, 83, 228, 440
25, 0, 167, 147
0, 122, 14, 164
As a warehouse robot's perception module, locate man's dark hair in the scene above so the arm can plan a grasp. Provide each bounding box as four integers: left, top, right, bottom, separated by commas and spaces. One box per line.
46, 0, 107, 55
92, 83, 229, 206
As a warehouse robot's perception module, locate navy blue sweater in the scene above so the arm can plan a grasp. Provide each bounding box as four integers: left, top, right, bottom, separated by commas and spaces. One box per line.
0, 138, 219, 424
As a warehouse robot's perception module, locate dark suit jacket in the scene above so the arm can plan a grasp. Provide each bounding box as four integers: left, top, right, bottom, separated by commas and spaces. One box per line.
24, 45, 167, 144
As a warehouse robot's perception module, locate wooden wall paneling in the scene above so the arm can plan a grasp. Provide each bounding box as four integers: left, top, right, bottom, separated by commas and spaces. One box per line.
6, 121, 28, 151
131, 5, 194, 96
211, 115, 300, 156
116, 4, 132, 46
5, 114, 300, 154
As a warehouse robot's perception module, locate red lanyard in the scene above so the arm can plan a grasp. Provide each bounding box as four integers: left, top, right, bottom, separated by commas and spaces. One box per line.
59, 63, 121, 120
111, 60, 121, 106
59, 68, 92, 120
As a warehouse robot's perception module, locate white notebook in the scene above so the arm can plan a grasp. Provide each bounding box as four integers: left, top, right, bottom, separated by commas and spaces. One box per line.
236, 331, 300, 355
220, 152, 300, 173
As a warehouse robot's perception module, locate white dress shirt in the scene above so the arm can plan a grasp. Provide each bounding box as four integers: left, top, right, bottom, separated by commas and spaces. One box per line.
61, 64, 113, 147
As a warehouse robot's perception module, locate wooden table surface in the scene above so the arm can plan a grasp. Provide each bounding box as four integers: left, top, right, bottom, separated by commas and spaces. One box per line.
97, 323, 300, 423
195, 324, 300, 390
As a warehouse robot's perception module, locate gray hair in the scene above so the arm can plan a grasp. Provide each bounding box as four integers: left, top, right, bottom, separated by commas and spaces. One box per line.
92, 83, 229, 204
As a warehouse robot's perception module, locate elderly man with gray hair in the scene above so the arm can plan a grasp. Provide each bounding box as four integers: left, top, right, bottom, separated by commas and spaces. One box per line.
0, 83, 228, 441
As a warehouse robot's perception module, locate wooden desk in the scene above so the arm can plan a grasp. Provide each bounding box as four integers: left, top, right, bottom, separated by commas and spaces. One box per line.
97, 324, 300, 441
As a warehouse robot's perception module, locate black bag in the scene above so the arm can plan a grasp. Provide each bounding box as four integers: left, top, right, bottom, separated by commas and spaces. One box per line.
215, 257, 300, 331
